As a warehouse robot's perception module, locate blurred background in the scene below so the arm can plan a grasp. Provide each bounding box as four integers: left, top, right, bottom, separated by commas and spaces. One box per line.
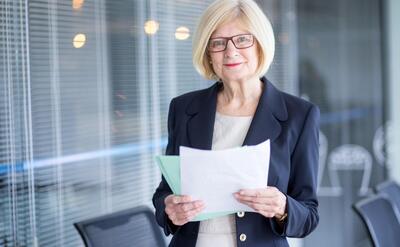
1, 0, 399, 246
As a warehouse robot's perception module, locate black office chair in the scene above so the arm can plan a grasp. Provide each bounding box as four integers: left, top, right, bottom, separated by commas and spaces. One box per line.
375, 180, 400, 210
74, 206, 166, 247
353, 194, 400, 247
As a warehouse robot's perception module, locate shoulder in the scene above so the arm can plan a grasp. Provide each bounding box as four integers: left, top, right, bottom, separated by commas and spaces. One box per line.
171, 87, 209, 107
280, 91, 320, 124
282, 91, 318, 112
261, 77, 319, 122
169, 82, 219, 114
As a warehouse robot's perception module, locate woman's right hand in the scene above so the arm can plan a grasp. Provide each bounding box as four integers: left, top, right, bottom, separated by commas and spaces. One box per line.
164, 195, 205, 226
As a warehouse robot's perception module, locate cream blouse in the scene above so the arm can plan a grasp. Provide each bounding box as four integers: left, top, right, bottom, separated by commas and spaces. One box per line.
195, 112, 253, 247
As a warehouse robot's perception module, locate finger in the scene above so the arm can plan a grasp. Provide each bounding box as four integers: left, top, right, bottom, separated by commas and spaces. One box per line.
266, 186, 279, 192
166, 208, 179, 223
235, 196, 282, 219
235, 194, 262, 203
166, 200, 204, 222
177, 200, 204, 213
164, 194, 175, 205
236, 198, 278, 212
236, 197, 267, 210
169, 210, 187, 226
238, 189, 271, 198
173, 195, 193, 204
184, 201, 205, 215
260, 211, 276, 218
235, 193, 277, 205
175, 204, 206, 224
176, 208, 198, 222
173, 202, 205, 220
165, 205, 174, 216
185, 205, 206, 221
165, 195, 193, 206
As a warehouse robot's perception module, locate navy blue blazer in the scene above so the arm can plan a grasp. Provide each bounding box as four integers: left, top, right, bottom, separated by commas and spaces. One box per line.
152, 77, 320, 247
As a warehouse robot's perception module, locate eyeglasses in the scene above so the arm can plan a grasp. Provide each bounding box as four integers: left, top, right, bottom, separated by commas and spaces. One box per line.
207, 34, 254, 53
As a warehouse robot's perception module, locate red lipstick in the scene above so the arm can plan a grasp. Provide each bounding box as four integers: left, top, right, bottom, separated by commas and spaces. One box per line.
224, 63, 242, 67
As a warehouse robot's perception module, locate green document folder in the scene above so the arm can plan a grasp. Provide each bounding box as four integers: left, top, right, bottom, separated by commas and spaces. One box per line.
155, 155, 234, 221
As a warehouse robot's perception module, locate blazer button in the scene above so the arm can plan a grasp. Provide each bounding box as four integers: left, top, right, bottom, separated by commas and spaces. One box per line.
239, 233, 247, 242
237, 211, 245, 218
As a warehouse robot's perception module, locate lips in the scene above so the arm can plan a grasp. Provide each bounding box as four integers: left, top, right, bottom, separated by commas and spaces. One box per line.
224, 62, 242, 67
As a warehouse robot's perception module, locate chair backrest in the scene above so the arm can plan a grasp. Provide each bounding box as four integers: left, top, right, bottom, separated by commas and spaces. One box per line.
375, 180, 400, 211
353, 194, 400, 247
74, 206, 166, 247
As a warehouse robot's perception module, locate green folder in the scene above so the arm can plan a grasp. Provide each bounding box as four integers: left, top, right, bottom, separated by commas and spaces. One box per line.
155, 155, 234, 221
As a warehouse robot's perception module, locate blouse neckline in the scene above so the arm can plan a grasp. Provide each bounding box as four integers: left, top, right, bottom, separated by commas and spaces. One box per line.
216, 111, 253, 118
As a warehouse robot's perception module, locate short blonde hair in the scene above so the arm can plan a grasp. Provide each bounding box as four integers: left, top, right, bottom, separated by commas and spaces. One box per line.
192, 0, 275, 80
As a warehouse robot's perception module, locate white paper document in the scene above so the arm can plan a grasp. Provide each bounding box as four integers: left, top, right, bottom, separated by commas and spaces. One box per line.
180, 140, 270, 214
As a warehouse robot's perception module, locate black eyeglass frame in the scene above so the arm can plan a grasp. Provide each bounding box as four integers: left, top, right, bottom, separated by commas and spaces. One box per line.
207, 34, 255, 53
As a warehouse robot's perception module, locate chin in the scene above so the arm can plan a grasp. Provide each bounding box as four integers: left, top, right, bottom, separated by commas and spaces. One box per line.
221, 73, 252, 82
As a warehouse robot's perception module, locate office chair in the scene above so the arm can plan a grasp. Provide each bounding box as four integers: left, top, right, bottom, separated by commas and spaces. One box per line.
375, 180, 400, 211
74, 206, 166, 247
353, 194, 400, 247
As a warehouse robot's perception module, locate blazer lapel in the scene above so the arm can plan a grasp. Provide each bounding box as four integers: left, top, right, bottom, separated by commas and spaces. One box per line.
242, 77, 288, 146
186, 82, 221, 150
185, 78, 287, 149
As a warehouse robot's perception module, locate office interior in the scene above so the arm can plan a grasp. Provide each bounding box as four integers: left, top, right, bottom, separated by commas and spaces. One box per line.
1, 0, 399, 246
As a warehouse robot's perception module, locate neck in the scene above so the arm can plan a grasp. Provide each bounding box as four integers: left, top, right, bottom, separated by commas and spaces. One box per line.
219, 77, 263, 105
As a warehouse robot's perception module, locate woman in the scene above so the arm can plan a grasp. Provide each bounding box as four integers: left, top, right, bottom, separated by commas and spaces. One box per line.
152, 0, 319, 246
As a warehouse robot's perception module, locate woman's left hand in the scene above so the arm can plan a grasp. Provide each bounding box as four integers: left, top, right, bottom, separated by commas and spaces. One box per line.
234, 186, 287, 219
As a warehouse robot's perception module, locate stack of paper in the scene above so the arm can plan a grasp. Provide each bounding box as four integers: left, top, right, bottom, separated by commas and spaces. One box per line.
155, 140, 270, 221
155, 155, 232, 221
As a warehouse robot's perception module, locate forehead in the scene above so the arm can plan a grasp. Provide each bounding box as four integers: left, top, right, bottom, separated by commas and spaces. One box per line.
211, 20, 249, 38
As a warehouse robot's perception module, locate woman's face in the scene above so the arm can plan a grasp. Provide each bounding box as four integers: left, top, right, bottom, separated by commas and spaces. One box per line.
208, 20, 259, 82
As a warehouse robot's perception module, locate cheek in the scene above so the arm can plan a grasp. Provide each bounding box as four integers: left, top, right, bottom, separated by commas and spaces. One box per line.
210, 53, 221, 62
248, 45, 260, 67
251, 57, 259, 68
210, 55, 223, 68
248, 51, 259, 68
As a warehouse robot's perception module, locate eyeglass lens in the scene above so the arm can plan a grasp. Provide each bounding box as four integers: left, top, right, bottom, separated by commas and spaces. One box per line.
208, 34, 254, 52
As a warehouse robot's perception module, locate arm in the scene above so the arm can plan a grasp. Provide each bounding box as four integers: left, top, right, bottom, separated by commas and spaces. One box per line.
270, 104, 320, 237
152, 99, 204, 236
152, 99, 178, 235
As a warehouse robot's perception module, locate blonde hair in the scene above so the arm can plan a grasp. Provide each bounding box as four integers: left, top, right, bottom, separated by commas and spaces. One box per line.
192, 0, 275, 80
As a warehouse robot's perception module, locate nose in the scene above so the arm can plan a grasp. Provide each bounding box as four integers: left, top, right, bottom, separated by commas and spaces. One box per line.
224, 40, 239, 58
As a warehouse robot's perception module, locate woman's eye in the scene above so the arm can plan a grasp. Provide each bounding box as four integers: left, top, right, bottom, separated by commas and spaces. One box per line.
237, 36, 248, 43
212, 40, 225, 47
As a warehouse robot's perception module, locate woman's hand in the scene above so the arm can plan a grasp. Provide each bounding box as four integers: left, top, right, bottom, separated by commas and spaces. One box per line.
164, 195, 205, 226
234, 186, 287, 220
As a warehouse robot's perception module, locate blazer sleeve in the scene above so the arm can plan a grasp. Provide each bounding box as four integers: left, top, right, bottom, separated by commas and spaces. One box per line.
270, 104, 320, 237
152, 99, 180, 236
